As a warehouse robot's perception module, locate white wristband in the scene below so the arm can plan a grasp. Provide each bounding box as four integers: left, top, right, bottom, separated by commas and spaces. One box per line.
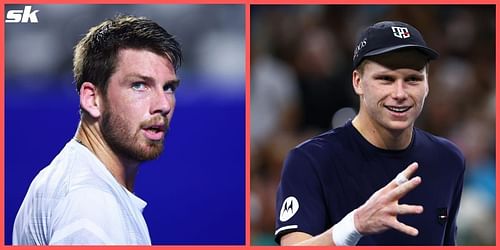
332, 210, 363, 246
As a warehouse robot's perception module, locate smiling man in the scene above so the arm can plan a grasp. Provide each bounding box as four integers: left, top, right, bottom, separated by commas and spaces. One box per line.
13, 15, 182, 245
275, 21, 465, 246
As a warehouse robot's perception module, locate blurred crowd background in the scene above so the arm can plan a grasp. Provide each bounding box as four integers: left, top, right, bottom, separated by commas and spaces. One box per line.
251, 5, 495, 245
6, 4, 245, 245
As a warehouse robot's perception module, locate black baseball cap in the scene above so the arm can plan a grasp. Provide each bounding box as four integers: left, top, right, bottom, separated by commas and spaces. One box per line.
352, 21, 439, 69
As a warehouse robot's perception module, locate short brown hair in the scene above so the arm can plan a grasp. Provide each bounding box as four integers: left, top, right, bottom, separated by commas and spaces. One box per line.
73, 15, 182, 95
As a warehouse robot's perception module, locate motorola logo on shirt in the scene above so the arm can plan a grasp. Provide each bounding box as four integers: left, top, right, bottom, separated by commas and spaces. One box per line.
280, 196, 299, 222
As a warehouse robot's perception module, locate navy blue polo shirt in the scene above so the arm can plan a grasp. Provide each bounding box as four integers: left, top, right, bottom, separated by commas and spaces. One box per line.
275, 121, 465, 245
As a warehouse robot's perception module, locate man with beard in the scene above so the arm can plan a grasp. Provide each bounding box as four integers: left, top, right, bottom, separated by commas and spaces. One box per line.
13, 15, 182, 245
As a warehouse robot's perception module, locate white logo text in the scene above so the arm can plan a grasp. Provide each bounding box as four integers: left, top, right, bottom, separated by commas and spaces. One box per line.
391, 26, 410, 39
6, 6, 39, 23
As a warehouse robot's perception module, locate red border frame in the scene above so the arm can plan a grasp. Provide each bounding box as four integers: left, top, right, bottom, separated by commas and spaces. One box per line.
2, 2, 498, 249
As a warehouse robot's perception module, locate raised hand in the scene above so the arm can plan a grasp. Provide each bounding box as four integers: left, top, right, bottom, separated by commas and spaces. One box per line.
353, 162, 423, 236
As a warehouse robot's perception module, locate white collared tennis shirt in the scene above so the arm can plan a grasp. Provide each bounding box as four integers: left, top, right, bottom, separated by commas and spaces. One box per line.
13, 139, 151, 245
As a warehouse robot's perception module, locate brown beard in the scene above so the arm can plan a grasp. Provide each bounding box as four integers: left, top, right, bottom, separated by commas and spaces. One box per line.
100, 103, 169, 162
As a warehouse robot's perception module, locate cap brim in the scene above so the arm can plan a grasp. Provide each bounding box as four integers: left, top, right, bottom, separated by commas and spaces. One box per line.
364, 44, 439, 60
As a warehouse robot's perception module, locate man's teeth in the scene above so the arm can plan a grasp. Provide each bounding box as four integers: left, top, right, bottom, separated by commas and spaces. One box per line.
387, 106, 410, 113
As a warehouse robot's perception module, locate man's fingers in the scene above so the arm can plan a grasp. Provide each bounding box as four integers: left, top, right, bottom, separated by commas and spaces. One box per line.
397, 204, 424, 215
388, 176, 422, 201
389, 162, 419, 188
388, 220, 419, 236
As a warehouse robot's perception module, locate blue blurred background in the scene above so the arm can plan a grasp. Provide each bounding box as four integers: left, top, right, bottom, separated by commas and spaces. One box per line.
5, 4, 245, 245
251, 5, 495, 245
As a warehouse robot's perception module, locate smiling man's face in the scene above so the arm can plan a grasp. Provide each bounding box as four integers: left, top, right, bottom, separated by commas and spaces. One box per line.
353, 49, 429, 134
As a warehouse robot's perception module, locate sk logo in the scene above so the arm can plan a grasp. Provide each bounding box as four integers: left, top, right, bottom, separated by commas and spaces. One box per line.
6, 6, 39, 23
391, 26, 410, 39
